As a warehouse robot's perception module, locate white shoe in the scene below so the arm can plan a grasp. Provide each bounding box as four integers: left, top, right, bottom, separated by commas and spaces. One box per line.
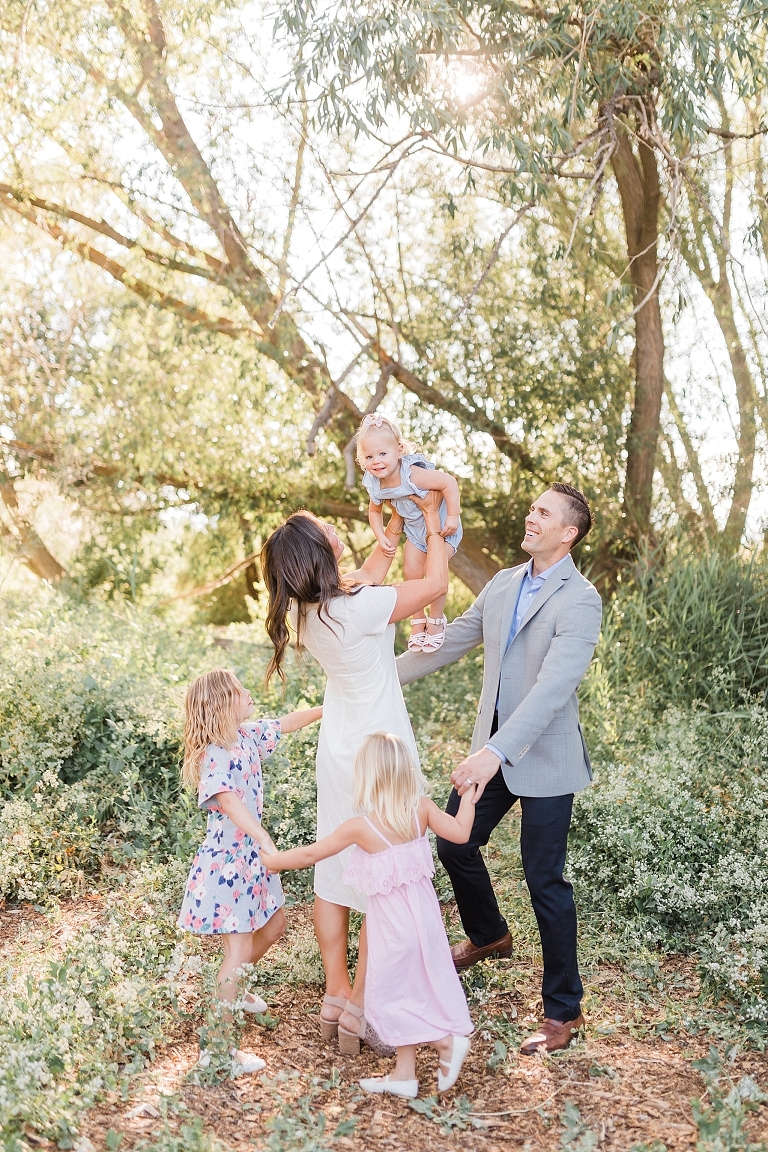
359, 1075, 418, 1099
437, 1035, 471, 1092
231, 1049, 266, 1074
238, 993, 269, 1014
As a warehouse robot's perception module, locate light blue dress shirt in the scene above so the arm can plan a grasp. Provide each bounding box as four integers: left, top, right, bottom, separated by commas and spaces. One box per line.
485, 554, 569, 766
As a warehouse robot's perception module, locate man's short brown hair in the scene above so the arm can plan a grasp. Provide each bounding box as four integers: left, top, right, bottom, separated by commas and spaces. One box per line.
549, 483, 593, 546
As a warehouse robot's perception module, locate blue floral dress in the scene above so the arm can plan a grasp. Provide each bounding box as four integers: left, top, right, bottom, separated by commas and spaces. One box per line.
177, 720, 284, 934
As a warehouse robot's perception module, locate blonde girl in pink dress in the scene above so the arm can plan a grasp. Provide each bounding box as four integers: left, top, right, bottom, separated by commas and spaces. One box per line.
262, 733, 477, 1099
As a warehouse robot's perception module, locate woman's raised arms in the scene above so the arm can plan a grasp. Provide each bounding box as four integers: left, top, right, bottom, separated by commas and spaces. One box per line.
387, 490, 449, 623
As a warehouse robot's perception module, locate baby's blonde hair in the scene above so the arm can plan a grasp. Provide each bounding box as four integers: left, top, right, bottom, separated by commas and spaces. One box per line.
353, 732, 426, 842
182, 668, 242, 790
355, 413, 415, 467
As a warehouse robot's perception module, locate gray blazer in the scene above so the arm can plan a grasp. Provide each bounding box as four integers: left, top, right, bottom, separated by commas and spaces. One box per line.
396, 554, 603, 797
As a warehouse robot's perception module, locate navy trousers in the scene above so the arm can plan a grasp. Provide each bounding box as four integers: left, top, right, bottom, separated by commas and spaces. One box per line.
437, 720, 583, 1020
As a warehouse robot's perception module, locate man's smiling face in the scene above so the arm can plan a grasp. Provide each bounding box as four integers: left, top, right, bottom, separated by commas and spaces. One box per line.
521, 490, 577, 557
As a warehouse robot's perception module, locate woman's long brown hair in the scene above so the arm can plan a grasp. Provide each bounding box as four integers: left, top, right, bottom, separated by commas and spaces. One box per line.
261, 511, 350, 685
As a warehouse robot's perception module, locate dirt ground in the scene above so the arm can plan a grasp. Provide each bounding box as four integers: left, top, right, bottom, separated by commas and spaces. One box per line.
5, 901, 768, 1152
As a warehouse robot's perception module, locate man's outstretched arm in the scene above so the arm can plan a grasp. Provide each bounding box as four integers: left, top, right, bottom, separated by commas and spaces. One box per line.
396, 573, 496, 686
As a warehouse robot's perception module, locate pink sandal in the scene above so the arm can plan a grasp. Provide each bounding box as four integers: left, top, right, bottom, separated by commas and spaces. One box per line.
408, 618, 428, 651
422, 616, 447, 652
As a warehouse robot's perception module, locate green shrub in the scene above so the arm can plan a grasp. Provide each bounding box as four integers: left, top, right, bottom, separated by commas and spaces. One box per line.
596, 548, 768, 711
0, 771, 102, 903
0, 589, 330, 902
0, 862, 189, 1148
570, 704, 768, 1025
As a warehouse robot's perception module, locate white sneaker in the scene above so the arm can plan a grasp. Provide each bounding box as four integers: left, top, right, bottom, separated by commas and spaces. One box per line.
238, 993, 269, 1014
359, 1075, 418, 1099
231, 1049, 266, 1074
437, 1035, 471, 1092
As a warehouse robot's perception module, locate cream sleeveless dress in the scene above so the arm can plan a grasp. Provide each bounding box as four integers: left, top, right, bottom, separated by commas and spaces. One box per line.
291, 585, 421, 912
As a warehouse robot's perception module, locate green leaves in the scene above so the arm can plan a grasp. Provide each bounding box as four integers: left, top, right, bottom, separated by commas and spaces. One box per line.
560, 1101, 599, 1151
408, 1093, 475, 1132
691, 1045, 767, 1151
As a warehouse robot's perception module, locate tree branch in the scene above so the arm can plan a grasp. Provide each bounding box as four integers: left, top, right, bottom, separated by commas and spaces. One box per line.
0, 184, 225, 282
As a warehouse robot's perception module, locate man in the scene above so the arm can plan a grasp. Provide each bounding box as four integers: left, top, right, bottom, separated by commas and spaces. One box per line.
396, 483, 602, 1055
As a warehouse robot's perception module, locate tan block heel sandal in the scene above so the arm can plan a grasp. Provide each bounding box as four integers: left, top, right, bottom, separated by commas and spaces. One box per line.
338, 1003, 395, 1057
319, 993, 347, 1042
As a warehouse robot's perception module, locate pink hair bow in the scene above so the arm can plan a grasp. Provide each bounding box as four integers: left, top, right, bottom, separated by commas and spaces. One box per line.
361, 413, 384, 428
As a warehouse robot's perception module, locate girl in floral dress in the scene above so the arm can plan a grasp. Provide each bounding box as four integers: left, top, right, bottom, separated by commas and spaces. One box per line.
178, 667, 321, 1072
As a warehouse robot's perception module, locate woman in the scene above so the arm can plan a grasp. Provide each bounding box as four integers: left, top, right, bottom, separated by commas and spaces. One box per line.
260, 492, 448, 1054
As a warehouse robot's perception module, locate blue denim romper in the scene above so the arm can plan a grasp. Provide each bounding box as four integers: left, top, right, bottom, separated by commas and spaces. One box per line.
362, 453, 463, 554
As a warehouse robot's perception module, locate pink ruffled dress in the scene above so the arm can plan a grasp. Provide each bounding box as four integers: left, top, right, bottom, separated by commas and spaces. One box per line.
343, 815, 473, 1047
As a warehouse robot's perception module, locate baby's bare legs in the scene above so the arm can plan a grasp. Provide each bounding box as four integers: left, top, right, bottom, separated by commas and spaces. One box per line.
425, 542, 453, 637
403, 540, 428, 638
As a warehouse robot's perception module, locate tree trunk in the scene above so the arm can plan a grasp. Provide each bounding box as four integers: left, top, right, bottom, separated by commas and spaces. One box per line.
448, 530, 503, 594
0, 480, 66, 581
663, 381, 718, 535
678, 115, 757, 553
314, 499, 503, 593
710, 275, 757, 551
610, 112, 665, 541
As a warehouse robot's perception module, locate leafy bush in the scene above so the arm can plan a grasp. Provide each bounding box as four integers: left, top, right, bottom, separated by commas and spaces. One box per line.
0, 862, 189, 1148
0, 771, 102, 903
0, 590, 325, 902
570, 704, 768, 1025
596, 548, 768, 711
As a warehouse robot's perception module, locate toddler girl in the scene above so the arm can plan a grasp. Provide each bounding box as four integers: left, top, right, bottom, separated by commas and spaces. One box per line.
178, 667, 321, 1073
357, 413, 462, 651
262, 732, 477, 1099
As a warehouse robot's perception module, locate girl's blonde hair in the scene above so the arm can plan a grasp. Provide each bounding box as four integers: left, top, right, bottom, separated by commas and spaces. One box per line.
182, 668, 243, 789
355, 413, 415, 467
353, 732, 426, 842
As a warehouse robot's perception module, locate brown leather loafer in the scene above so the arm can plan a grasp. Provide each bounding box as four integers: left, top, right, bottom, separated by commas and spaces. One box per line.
451, 931, 513, 971
520, 1013, 585, 1055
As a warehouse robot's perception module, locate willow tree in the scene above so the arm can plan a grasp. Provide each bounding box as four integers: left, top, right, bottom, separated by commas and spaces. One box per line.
0, 0, 638, 594
277, 0, 767, 546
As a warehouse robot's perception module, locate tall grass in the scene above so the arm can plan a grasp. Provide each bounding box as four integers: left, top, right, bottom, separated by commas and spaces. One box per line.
595, 547, 768, 710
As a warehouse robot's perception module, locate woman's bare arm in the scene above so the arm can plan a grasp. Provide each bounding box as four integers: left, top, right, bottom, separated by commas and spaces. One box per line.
368, 501, 397, 556
350, 507, 404, 585
388, 490, 449, 623
410, 466, 461, 537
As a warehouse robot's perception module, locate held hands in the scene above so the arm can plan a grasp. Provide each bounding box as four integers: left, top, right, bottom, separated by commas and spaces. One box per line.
451, 747, 501, 800
458, 782, 480, 807
255, 826, 278, 857
376, 532, 398, 557
260, 848, 282, 872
